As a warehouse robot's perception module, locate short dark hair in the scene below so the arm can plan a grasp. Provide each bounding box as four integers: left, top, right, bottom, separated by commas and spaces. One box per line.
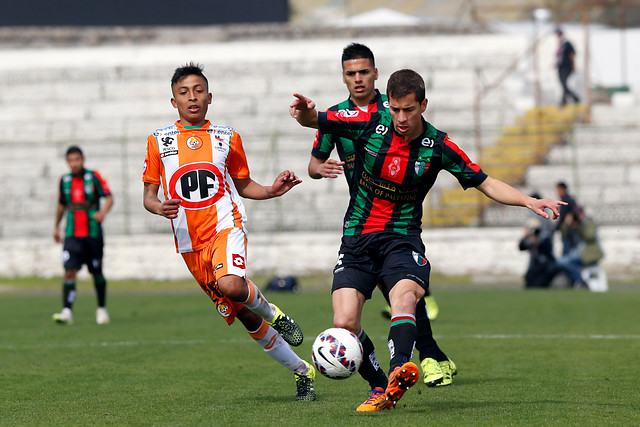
386, 69, 426, 103
66, 145, 83, 157
341, 43, 375, 68
171, 62, 208, 89
556, 181, 567, 190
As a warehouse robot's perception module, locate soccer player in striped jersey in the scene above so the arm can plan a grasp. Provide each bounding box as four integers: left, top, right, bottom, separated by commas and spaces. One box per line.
143, 63, 315, 401
291, 69, 566, 411
308, 43, 455, 396
53, 145, 113, 325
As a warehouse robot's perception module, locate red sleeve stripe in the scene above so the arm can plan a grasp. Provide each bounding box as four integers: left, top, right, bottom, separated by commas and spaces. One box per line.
443, 135, 481, 172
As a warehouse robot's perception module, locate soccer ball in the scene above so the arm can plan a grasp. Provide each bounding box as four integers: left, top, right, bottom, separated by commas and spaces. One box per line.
311, 327, 363, 379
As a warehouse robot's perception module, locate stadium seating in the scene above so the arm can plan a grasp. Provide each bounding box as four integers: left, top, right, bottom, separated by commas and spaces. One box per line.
0, 30, 638, 241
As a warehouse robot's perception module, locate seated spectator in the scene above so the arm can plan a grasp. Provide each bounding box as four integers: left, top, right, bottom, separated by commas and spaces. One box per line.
519, 218, 558, 288
556, 207, 604, 288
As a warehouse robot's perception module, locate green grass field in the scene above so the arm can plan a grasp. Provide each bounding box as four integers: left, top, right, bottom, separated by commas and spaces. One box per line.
1, 277, 639, 426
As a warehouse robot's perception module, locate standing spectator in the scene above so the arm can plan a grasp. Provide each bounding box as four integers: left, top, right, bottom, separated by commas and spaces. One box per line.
53, 146, 113, 325
556, 207, 604, 288
555, 28, 580, 106
556, 182, 577, 255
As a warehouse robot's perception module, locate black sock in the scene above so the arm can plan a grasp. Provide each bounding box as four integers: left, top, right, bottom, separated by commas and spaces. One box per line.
63, 281, 76, 309
94, 276, 107, 307
388, 314, 417, 374
357, 329, 387, 389
415, 298, 448, 362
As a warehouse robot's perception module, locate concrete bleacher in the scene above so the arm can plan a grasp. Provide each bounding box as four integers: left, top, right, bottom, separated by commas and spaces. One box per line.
1, 29, 639, 281
0, 32, 529, 239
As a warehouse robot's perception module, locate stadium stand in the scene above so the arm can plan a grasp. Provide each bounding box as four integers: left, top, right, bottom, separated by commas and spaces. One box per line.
1, 27, 638, 281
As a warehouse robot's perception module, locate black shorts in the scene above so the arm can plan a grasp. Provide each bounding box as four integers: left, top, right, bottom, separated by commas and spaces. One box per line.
331, 232, 431, 299
62, 236, 104, 274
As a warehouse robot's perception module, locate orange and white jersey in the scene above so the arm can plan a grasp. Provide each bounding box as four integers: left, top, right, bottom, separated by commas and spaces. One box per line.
143, 120, 250, 253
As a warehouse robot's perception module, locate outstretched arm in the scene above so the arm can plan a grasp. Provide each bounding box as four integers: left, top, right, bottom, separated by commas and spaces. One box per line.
308, 156, 344, 179
143, 182, 181, 219
233, 170, 301, 200
476, 176, 566, 220
289, 93, 319, 128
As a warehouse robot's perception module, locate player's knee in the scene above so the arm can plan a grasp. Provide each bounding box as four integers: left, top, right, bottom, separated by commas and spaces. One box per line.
217, 275, 248, 302
332, 315, 359, 334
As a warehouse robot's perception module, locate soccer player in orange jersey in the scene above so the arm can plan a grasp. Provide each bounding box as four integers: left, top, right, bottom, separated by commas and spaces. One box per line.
143, 63, 315, 401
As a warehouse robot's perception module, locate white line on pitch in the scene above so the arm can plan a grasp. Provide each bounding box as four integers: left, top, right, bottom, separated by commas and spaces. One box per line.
2, 334, 640, 351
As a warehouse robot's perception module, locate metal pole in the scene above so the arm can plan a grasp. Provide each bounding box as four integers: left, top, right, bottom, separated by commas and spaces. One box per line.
582, 1, 591, 123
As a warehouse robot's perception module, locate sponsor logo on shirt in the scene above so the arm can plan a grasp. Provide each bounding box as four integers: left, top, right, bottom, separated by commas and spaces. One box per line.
232, 254, 246, 269
388, 157, 401, 177
168, 162, 225, 209
338, 109, 359, 118
160, 149, 178, 158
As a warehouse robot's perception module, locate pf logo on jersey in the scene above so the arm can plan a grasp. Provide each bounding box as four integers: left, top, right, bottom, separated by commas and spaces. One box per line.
168, 162, 225, 209
232, 254, 246, 269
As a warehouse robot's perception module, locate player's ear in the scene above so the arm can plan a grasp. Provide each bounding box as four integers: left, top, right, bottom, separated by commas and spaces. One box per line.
374, 68, 378, 80
421, 99, 428, 113
208, 92, 212, 104
170, 98, 177, 109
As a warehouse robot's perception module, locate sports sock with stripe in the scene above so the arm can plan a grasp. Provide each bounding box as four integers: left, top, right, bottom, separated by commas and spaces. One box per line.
415, 298, 448, 362
243, 278, 276, 322
388, 313, 417, 374
247, 319, 306, 373
356, 328, 388, 389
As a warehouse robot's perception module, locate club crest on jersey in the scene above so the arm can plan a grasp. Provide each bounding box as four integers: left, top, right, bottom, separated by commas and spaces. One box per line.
412, 251, 428, 266
232, 254, 246, 269
186, 136, 203, 150
338, 109, 359, 118
168, 162, 225, 209
415, 158, 431, 176
388, 157, 401, 177
216, 302, 231, 318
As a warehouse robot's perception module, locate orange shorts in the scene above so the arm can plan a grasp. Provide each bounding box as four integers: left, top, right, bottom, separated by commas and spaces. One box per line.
181, 227, 248, 325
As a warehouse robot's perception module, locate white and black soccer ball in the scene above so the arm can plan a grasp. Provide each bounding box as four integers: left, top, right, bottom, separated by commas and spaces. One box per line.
311, 327, 363, 379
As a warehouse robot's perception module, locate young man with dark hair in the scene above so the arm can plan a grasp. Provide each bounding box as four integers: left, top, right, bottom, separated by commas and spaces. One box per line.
143, 62, 315, 401
291, 68, 566, 411
308, 43, 455, 399
53, 145, 113, 325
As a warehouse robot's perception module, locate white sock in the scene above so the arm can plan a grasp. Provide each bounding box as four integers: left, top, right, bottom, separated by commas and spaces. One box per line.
243, 279, 276, 322
248, 320, 307, 373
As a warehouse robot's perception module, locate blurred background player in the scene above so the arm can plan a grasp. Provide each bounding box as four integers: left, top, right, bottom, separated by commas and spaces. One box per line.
142, 63, 315, 401
53, 145, 113, 325
307, 42, 455, 393
291, 68, 566, 411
